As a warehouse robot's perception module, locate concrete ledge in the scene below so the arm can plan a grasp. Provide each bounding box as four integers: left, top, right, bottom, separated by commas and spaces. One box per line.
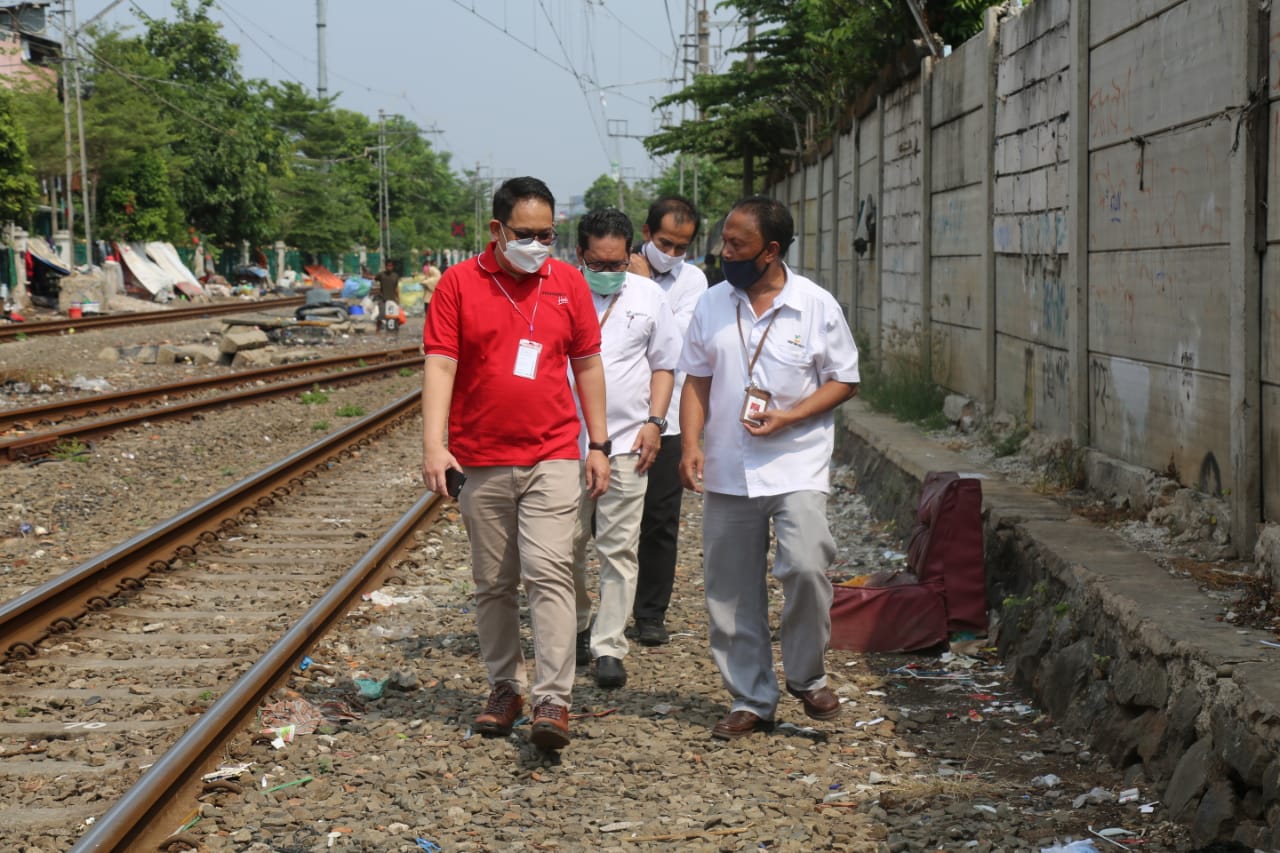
836, 401, 1280, 849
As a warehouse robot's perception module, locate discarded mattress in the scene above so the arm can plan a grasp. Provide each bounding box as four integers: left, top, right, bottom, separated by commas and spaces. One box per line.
116, 243, 175, 301
304, 265, 344, 291
145, 242, 204, 298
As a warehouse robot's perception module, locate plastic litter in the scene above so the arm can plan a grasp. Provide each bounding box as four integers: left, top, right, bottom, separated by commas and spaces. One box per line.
1117, 787, 1140, 803
415, 840, 442, 853
1039, 842, 1097, 853
1072, 786, 1116, 808
1031, 773, 1062, 788
354, 676, 388, 699
368, 624, 416, 640
202, 762, 254, 782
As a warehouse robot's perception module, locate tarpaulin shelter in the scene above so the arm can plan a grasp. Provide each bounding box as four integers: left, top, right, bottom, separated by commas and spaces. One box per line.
116, 243, 175, 302
145, 242, 204, 298
25, 236, 70, 275
304, 264, 344, 291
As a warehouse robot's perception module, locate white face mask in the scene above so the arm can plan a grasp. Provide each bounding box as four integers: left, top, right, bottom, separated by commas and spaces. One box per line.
499, 227, 552, 274
643, 241, 682, 276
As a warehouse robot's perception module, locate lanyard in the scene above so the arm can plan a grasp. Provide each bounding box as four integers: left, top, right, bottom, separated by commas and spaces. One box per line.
597, 292, 623, 329
736, 301, 780, 387
487, 273, 541, 336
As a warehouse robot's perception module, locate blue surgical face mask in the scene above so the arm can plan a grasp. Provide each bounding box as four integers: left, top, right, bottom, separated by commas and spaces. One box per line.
722, 247, 768, 290
583, 268, 626, 296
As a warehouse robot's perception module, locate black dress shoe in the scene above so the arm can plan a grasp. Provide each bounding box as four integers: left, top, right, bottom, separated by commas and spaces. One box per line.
576, 629, 591, 667
595, 655, 627, 688
636, 618, 669, 646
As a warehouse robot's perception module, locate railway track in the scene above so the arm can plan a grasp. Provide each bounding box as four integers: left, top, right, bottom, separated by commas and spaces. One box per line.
0, 297, 308, 342
0, 347, 422, 463
0, 392, 444, 850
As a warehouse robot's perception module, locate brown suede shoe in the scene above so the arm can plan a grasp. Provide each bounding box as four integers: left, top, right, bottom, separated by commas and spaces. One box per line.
711, 709, 775, 741
528, 700, 571, 751
474, 682, 523, 736
786, 684, 841, 720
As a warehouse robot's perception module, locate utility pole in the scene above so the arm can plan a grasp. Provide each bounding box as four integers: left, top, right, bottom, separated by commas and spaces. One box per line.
58, 2, 74, 257
68, 0, 91, 263
694, 0, 708, 214
743, 17, 755, 196
376, 110, 390, 259
316, 0, 328, 98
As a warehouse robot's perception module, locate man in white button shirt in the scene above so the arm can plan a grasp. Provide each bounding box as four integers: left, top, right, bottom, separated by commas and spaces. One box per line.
627, 196, 708, 647
678, 196, 860, 740
570, 208, 681, 689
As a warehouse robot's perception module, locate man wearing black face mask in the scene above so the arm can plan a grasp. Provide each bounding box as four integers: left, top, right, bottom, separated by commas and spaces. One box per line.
677, 196, 860, 740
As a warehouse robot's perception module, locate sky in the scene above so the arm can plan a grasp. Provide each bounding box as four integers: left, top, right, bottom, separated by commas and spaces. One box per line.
90, 0, 747, 214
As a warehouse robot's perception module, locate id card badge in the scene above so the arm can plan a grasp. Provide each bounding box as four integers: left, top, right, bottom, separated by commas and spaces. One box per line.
740, 385, 773, 426
514, 338, 542, 379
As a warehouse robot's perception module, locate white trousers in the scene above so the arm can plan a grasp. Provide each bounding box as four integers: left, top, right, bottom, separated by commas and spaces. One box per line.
572, 455, 648, 659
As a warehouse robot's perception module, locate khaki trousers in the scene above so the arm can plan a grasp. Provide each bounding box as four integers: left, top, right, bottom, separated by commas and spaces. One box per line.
458, 460, 581, 708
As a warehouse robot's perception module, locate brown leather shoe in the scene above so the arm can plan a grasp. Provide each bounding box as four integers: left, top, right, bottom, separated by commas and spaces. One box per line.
474, 682, 523, 736
711, 709, 775, 741
786, 684, 841, 720
528, 699, 571, 750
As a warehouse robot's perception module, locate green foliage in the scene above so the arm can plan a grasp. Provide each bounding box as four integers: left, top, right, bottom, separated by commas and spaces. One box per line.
992, 424, 1030, 458
311, 420, 330, 432
856, 334, 945, 427
335, 404, 366, 417
647, 0, 997, 176
300, 385, 329, 405
0, 88, 39, 223
51, 437, 90, 462
397, 367, 414, 377
98, 148, 183, 241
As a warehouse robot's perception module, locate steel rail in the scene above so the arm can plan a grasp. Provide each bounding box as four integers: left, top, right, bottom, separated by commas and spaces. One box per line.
70, 490, 444, 852
0, 389, 422, 661
0, 346, 421, 431
0, 356, 423, 462
0, 297, 308, 341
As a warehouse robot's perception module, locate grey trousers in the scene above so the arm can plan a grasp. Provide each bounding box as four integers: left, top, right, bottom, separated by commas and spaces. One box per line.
702, 490, 836, 719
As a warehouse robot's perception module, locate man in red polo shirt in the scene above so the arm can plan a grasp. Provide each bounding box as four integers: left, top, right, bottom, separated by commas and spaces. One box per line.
421, 176, 610, 752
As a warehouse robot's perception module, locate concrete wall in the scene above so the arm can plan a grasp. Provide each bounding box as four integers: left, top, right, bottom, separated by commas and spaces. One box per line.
769, 0, 1270, 551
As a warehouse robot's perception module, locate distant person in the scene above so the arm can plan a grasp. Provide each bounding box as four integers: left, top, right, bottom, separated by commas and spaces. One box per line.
373, 259, 400, 331
569, 208, 680, 689
703, 253, 725, 286
626, 196, 707, 646
420, 176, 610, 752
678, 195, 859, 740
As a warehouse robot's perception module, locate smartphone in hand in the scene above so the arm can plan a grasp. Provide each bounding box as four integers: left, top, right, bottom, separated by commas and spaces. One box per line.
445, 467, 466, 499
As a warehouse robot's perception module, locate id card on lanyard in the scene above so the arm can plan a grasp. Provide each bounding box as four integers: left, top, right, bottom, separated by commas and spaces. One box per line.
488, 272, 543, 380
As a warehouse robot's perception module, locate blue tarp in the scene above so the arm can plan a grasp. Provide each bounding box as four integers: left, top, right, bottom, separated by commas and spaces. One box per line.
341, 277, 372, 299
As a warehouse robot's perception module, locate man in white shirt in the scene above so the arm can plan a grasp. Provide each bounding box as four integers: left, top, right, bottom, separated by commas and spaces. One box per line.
627, 196, 708, 646
571, 208, 681, 688
678, 196, 860, 740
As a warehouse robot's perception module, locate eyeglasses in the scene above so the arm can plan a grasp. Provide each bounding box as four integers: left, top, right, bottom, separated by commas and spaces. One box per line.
503, 223, 557, 245
581, 255, 630, 273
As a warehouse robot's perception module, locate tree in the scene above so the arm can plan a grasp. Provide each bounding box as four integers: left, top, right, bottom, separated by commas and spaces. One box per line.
581, 173, 650, 235
0, 88, 39, 223
646, 0, 996, 178
265, 82, 376, 257
141, 0, 283, 245
98, 147, 183, 242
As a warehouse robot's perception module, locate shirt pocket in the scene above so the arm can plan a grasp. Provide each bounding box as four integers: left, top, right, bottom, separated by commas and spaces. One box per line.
765, 319, 813, 368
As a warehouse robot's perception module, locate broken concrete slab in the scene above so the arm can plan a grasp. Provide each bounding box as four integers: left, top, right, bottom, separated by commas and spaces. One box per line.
231, 348, 273, 368
220, 327, 270, 355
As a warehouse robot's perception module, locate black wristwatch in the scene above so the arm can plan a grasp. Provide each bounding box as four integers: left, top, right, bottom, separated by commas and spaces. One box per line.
588, 440, 612, 455
644, 416, 668, 433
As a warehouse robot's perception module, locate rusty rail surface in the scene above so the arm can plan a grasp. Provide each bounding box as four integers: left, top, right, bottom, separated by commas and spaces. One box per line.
72, 488, 443, 853
0, 297, 307, 342
0, 355, 423, 462
0, 345, 421, 432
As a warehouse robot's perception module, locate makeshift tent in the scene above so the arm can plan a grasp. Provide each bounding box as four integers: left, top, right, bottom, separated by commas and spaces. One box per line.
116, 243, 175, 301
304, 264, 344, 291
145, 242, 204, 298
25, 236, 70, 275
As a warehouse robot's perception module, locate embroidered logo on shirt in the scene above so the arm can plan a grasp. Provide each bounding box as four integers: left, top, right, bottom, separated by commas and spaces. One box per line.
788, 333, 804, 348
546, 291, 569, 305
